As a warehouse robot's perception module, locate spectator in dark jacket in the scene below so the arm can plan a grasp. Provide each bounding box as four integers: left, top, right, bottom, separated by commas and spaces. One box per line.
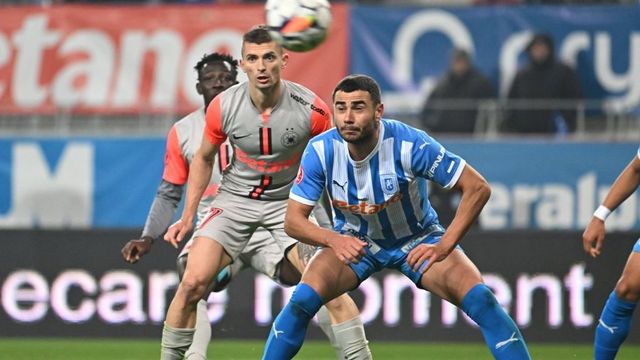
420, 49, 495, 134
503, 33, 582, 134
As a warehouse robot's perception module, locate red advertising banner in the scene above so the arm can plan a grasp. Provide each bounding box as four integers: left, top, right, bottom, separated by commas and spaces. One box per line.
0, 4, 348, 114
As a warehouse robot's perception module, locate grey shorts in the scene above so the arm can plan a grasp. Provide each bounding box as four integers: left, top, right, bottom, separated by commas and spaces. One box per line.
191, 191, 297, 277
181, 226, 284, 280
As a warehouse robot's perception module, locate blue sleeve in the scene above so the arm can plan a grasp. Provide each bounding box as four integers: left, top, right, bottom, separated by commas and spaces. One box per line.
411, 130, 466, 189
290, 142, 326, 206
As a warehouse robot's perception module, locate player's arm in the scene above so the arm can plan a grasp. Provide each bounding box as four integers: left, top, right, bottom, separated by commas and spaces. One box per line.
165, 139, 219, 248
287, 142, 366, 264
583, 155, 640, 257
407, 133, 490, 272
285, 200, 366, 265
123, 125, 188, 261
122, 180, 184, 263
440, 164, 491, 249
165, 98, 225, 247
408, 163, 490, 273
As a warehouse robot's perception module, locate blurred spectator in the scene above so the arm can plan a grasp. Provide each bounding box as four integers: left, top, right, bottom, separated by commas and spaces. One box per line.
503, 32, 582, 134
419, 48, 495, 133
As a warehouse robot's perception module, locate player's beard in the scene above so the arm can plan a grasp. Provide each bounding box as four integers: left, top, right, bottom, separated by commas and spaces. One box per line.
339, 118, 378, 145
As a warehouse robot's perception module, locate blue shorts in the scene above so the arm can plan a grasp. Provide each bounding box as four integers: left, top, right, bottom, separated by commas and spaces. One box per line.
633, 238, 640, 253
343, 225, 461, 286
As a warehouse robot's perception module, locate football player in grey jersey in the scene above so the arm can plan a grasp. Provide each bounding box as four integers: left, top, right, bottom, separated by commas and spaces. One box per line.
160, 27, 371, 360
122, 52, 239, 360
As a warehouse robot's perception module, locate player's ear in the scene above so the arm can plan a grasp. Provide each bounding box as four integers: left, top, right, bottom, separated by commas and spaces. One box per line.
195, 82, 203, 95
239, 59, 248, 73
375, 103, 384, 120
281, 53, 289, 69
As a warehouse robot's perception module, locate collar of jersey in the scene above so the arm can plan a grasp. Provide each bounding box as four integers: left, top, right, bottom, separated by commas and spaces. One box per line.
344, 119, 385, 168
245, 80, 286, 116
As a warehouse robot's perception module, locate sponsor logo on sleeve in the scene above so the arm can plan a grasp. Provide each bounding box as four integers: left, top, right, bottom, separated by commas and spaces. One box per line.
427, 146, 446, 178
290, 93, 327, 117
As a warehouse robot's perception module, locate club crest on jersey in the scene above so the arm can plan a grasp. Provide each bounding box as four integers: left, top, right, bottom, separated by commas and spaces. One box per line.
281, 128, 300, 148
381, 175, 398, 195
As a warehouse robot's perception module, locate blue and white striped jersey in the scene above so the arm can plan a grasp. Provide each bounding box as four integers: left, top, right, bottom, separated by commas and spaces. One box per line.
290, 118, 467, 248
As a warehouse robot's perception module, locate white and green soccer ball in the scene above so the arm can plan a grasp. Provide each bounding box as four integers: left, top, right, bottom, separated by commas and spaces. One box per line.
265, 0, 332, 52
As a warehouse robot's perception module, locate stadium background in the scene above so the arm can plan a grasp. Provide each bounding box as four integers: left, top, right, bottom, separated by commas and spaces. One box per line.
1, 0, 640, 355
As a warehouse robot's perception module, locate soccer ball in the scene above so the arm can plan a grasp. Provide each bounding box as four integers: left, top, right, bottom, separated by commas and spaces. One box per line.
265, 0, 332, 52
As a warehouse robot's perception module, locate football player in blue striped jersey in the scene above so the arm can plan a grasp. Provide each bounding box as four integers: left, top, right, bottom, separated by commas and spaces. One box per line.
262, 74, 531, 360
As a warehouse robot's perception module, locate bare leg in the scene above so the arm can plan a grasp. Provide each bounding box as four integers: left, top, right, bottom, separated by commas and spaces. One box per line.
161, 237, 232, 360
184, 299, 211, 360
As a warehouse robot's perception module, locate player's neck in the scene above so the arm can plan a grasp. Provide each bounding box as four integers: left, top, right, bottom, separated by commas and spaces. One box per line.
249, 81, 283, 114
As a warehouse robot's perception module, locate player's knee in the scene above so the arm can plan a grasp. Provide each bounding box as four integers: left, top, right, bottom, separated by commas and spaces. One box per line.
178, 276, 209, 304
462, 283, 499, 318
290, 283, 324, 317
325, 294, 349, 314
615, 277, 640, 302
325, 298, 345, 313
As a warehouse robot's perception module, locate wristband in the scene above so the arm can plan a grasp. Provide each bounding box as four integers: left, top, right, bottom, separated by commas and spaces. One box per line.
593, 205, 611, 221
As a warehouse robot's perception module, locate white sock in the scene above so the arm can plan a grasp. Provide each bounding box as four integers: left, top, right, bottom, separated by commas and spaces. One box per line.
161, 322, 195, 360
184, 299, 211, 359
316, 306, 346, 359
333, 316, 372, 360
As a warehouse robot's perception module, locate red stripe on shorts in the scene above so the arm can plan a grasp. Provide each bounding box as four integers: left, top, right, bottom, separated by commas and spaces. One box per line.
197, 207, 223, 229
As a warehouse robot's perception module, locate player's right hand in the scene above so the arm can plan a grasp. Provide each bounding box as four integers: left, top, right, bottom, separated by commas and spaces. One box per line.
583, 218, 606, 258
327, 233, 367, 265
164, 219, 192, 249
121, 238, 153, 264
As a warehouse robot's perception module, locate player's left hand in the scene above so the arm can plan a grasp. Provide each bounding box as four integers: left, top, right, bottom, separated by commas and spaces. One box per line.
583, 218, 606, 258
121, 237, 153, 264
407, 243, 452, 274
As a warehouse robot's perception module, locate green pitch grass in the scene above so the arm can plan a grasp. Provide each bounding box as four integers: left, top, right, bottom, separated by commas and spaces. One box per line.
1, 338, 640, 359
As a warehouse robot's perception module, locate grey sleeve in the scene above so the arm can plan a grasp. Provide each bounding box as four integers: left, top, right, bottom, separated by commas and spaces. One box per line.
141, 180, 184, 241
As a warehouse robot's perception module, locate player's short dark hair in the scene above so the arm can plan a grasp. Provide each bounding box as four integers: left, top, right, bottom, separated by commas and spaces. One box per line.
332, 74, 382, 105
194, 52, 238, 80
242, 25, 282, 53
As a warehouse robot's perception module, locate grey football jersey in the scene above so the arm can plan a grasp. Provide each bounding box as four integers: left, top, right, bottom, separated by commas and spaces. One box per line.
164, 107, 231, 224
203, 80, 331, 201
